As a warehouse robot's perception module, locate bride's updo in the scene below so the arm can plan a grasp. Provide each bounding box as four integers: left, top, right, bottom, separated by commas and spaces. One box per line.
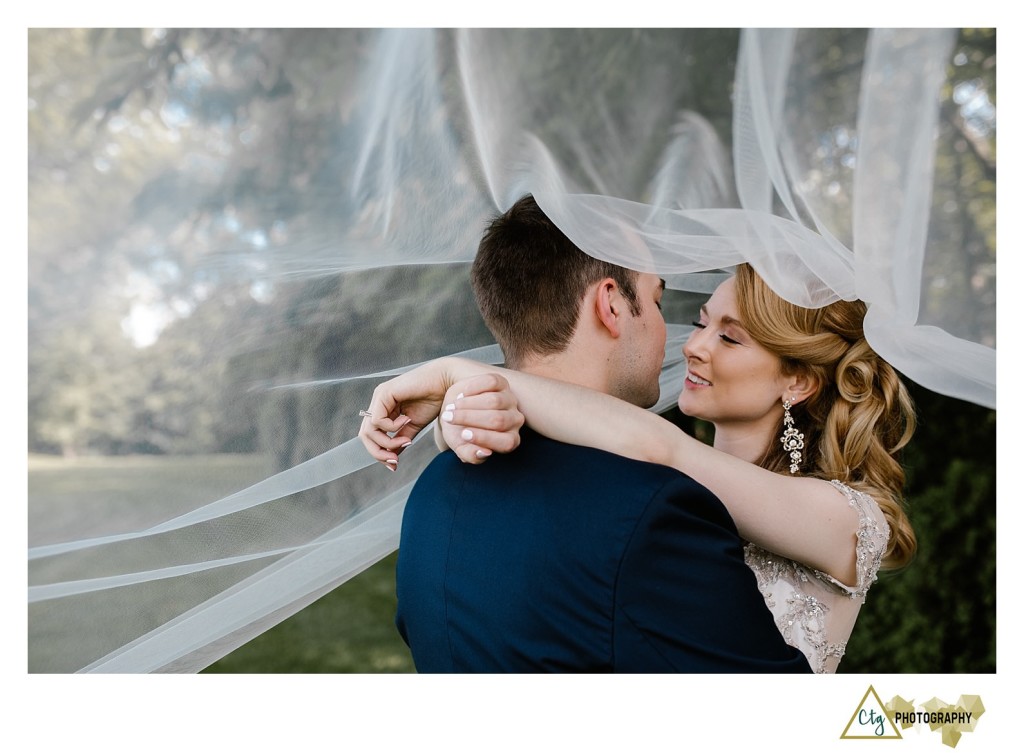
733, 263, 917, 568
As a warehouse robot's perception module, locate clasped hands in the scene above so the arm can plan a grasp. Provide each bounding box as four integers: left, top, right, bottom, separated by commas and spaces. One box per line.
358, 359, 525, 470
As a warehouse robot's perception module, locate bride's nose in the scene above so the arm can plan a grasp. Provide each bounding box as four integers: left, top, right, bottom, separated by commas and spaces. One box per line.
683, 325, 709, 361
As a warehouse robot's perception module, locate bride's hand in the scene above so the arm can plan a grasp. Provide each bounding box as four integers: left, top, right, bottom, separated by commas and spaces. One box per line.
439, 373, 524, 465
359, 359, 456, 469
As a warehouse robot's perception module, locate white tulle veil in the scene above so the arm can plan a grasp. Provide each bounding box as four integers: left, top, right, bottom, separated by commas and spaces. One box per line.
27, 28, 995, 672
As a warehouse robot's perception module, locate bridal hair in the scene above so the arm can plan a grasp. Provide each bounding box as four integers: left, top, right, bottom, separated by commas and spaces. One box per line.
471, 194, 641, 369
733, 263, 917, 569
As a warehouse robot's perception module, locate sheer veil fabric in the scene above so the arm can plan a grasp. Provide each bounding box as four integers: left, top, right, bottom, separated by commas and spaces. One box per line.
27, 29, 995, 672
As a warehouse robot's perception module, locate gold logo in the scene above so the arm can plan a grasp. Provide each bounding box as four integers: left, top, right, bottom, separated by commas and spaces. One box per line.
840, 687, 986, 748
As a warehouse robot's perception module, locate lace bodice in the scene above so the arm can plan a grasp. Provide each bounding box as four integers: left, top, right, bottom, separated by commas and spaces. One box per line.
743, 481, 890, 673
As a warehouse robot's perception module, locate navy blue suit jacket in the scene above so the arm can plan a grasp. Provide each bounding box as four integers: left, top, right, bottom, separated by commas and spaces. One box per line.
395, 429, 810, 673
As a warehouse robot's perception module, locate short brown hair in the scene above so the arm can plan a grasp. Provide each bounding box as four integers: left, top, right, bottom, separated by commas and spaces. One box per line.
471, 195, 641, 369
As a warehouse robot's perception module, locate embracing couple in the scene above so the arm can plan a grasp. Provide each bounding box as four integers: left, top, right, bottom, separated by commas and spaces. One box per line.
359, 194, 914, 674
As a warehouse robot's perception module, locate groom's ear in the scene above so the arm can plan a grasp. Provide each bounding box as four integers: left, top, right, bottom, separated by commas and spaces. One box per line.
594, 278, 624, 338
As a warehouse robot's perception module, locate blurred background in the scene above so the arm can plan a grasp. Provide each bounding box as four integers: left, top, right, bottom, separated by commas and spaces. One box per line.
27, 29, 995, 673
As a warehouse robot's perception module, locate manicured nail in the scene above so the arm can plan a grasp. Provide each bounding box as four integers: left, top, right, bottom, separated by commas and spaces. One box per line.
445, 403, 455, 411
456, 393, 464, 400
441, 411, 454, 422
401, 442, 413, 448
475, 449, 491, 458
461, 429, 474, 441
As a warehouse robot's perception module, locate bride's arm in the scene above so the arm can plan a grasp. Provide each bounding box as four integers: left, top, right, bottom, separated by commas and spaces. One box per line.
447, 363, 859, 586
360, 357, 860, 584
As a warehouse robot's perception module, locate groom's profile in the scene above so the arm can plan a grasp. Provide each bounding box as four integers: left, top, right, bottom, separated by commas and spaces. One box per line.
395, 194, 810, 672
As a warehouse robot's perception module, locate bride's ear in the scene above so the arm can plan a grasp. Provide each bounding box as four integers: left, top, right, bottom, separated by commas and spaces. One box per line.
594, 278, 623, 338
784, 369, 819, 406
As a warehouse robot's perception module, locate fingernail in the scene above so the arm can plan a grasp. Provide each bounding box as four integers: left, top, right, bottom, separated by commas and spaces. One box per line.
475, 449, 491, 458
401, 442, 413, 448
441, 411, 454, 422
445, 403, 455, 411
385, 459, 398, 466
456, 393, 464, 400
461, 429, 474, 441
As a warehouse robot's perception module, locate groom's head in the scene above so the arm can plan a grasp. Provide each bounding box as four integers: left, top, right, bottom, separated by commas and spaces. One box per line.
471, 194, 666, 408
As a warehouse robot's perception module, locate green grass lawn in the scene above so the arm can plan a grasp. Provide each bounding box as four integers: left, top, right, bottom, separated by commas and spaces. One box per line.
28, 453, 414, 673
204, 551, 414, 673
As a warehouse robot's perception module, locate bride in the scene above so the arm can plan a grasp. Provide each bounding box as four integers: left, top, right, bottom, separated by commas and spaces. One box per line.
359, 260, 916, 673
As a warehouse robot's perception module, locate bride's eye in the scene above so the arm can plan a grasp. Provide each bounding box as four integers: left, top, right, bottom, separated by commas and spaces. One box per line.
719, 333, 741, 345
690, 320, 706, 329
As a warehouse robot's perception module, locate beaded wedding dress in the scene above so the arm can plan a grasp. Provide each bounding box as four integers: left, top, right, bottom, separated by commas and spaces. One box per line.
744, 481, 889, 673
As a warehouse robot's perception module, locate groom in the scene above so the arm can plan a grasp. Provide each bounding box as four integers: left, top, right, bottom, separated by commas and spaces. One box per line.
394, 195, 810, 672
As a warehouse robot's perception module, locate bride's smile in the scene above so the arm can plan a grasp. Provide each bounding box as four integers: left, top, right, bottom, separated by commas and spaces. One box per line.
677, 277, 790, 439
684, 371, 711, 387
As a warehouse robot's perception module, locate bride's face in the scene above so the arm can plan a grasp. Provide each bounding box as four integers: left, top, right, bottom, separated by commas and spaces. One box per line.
677, 277, 789, 437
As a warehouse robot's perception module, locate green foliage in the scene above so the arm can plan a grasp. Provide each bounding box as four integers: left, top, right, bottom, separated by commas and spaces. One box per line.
28, 29, 375, 457
923, 28, 996, 345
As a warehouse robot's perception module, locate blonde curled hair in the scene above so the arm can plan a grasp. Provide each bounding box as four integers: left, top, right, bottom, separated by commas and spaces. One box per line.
733, 264, 917, 568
